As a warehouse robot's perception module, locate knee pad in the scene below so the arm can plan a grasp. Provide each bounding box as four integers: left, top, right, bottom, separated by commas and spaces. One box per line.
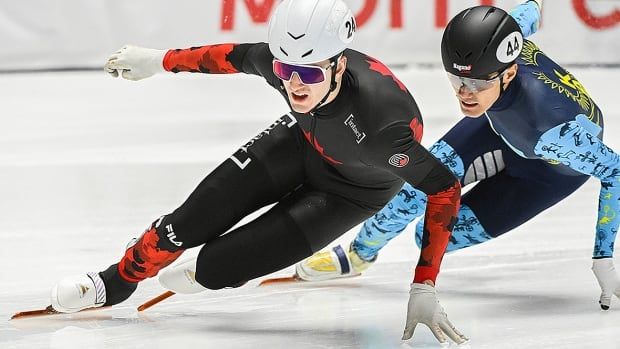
194, 211, 312, 290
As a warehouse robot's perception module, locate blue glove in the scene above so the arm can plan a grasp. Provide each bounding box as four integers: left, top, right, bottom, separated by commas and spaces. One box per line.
510, 0, 542, 38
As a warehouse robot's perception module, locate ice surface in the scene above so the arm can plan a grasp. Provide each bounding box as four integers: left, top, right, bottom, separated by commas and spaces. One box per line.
1, 67, 619, 349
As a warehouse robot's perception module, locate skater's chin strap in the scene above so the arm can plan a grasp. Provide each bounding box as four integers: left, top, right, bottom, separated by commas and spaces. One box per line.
310, 54, 343, 113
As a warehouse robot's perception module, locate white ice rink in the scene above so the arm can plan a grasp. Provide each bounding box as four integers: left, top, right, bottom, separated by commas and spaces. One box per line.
1, 66, 620, 349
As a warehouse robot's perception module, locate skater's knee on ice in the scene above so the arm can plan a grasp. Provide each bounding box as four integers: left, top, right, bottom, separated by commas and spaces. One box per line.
193, 210, 313, 290
194, 248, 247, 290
194, 267, 244, 290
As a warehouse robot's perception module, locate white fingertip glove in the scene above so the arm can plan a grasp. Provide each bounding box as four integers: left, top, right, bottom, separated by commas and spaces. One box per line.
104, 45, 167, 81
402, 283, 468, 345
592, 258, 620, 310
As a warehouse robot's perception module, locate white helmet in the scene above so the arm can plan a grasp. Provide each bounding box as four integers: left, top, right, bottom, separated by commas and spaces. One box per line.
268, 0, 356, 64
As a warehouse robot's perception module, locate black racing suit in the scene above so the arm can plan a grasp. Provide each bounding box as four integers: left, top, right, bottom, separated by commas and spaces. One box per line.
101, 43, 460, 304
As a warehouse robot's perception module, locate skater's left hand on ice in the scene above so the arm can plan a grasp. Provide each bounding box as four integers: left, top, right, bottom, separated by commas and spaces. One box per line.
592, 258, 620, 310
402, 282, 468, 345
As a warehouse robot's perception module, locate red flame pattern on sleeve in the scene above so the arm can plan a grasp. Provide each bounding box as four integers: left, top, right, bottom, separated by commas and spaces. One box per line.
163, 44, 239, 74
413, 182, 461, 284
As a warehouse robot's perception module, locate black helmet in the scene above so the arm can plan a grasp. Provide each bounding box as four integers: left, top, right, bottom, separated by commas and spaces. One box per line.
441, 6, 523, 79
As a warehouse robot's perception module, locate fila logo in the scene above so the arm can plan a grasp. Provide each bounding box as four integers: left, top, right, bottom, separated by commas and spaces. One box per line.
344, 114, 366, 144
166, 224, 183, 247
453, 63, 472, 72
388, 153, 409, 168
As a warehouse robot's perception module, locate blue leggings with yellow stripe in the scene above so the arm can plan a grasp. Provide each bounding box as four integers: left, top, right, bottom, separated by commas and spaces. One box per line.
353, 116, 589, 260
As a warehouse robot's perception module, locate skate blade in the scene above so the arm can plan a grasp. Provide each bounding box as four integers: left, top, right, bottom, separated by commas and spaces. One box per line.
258, 275, 304, 286
259, 272, 363, 286
137, 290, 175, 312
10, 305, 107, 320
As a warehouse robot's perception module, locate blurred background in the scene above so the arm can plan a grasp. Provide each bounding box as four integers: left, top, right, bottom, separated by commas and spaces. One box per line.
1, 0, 618, 71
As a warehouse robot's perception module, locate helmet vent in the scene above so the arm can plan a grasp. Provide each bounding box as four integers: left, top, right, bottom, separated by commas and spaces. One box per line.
461, 8, 473, 19
288, 32, 306, 40
455, 50, 472, 59
267, 0, 354, 64
485, 15, 510, 53
482, 7, 496, 21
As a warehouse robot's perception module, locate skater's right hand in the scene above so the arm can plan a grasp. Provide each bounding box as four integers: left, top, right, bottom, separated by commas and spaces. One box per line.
592, 258, 620, 310
104, 45, 167, 81
402, 282, 468, 345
